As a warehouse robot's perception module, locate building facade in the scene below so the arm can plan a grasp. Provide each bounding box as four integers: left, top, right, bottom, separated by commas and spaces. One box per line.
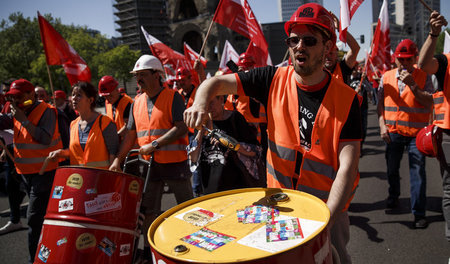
278, 0, 323, 22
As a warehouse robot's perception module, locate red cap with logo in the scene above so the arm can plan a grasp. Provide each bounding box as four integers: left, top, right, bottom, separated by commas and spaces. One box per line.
176, 67, 191, 80
284, 3, 336, 44
237, 53, 255, 68
98, 76, 118, 96
394, 39, 417, 58
6, 79, 34, 96
54, 90, 66, 100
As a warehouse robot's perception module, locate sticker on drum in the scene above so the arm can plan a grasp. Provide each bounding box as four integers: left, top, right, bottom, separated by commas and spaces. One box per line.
58, 198, 74, 212
76, 233, 96, 250
120, 243, 131, 256
66, 173, 83, 189
38, 244, 51, 263
128, 180, 140, 195
98, 236, 116, 256
176, 207, 223, 227
52, 186, 64, 199
57, 237, 68, 246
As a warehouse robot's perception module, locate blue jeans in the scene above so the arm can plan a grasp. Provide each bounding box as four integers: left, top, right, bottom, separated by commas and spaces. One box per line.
385, 132, 427, 216
22, 170, 55, 264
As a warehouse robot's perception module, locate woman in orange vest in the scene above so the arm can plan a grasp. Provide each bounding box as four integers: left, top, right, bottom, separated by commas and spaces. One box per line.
48, 82, 119, 169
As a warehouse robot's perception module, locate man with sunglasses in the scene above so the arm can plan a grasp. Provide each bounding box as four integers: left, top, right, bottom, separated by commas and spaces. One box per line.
184, 3, 361, 263
377, 39, 434, 229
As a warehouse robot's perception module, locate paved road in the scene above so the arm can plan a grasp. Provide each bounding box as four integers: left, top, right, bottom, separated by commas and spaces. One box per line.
0, 104, 449, 263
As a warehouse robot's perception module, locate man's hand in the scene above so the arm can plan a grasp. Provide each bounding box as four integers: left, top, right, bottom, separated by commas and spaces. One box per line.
429, 11, 448, 35
380, 123, 391, 144
10, 103, 27, 123
139, 143, 155, 156
397, 69, 415, 87
184, 104, 209, 130
109, 158, 122, 172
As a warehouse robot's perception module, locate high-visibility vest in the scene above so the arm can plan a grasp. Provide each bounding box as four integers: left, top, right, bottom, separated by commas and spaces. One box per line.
433, 53, 450, 129
13, 102, 62, 174
105, 94, 133, 130
179, 86, 197, 134
134, 89, 188, 162
69, 115, 111, 169
266, 66, 359, 210
383, 68, 431, 137
224, 95, 267, 142
331, 63, 344, 83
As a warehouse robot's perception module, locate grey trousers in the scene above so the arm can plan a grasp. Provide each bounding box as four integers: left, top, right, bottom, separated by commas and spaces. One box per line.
439, 131, 450, 241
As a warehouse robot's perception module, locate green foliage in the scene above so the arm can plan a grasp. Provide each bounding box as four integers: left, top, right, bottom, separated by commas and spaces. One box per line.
0, 12, 138, 94
435, 28, 450, 55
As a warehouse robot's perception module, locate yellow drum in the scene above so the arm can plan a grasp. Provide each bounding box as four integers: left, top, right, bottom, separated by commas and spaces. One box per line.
148, 188, 332, 264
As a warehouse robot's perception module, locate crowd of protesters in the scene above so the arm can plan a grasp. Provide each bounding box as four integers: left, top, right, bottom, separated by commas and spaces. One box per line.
0, 4, 449, 264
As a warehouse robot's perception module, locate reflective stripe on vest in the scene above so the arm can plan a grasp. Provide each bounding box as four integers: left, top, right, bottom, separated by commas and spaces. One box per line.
383, 68, 430, 136
134, 89, 188, 163
432, 53, 450, 129
69, 115, 111, 169
266, 66, 359, 210
13, 102, 62, 174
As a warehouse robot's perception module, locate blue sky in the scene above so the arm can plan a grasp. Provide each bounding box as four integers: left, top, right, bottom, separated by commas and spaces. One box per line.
1, 0, 449, 61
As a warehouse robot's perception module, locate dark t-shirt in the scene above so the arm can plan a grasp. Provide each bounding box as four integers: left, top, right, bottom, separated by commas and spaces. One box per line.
237, 66, 362, 150
111, 95, 131, 121
434, 54, 448, 91
338, 59, 354, 85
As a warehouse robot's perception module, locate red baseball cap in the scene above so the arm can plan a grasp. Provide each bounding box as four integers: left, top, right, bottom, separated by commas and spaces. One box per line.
284, 3, 336, 44
394, 39, 417, 58
6, 79, 34, 96
54, 90, 66, 100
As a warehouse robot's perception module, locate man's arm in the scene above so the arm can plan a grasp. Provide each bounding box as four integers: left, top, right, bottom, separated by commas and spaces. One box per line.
184, 74, 238, 129
109, 129, 137, 171
343, 32, 360, 69
418, 11, 447, 73
327, 141, 360, 226
139, 120, 188, 155
377, 80, 391, 144
398, 71, 433, 108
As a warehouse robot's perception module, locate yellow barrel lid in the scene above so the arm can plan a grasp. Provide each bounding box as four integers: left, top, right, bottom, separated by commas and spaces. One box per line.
148, 188, 330, 263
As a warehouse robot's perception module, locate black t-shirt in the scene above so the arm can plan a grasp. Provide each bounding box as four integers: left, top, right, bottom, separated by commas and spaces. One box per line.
237, 66, 362, 151
338, 59, 354, 86
112, 95, 131, 121
434, 54, 448, 91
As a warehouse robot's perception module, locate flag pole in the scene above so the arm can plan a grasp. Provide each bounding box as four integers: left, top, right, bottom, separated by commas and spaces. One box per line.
282, 49, 289, 62
198, 18, 215, 60
45, 64, 56, 106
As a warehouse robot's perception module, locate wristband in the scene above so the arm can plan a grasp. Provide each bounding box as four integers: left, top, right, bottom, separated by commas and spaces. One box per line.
429, 32, 439, 38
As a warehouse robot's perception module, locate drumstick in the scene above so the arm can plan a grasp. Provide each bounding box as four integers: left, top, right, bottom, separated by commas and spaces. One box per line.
0, 139, 14, 162
39, 157, 50, 175
418, 0, 433, 13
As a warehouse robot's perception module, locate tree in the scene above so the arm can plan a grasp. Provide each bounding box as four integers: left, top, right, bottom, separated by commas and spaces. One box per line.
435, 28, 450, 54
93, 45, 141, 89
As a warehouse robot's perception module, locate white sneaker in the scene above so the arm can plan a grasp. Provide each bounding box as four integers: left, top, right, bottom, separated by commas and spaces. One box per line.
0, 221, 23, 235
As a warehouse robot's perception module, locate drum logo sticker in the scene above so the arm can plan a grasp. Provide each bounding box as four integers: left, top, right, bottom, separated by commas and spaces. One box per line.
128, 180, 140, 194
119, 243, 131, 256
86, 188, 97, 195
67, 173, 83, 189
52, 186, 64, 199
98, 237, 116, 256
58, 198, 74, 212
176, 207, 223, 227
57, 237, 68, 246
38, 244, 51, 263
76, 233, 96, 250
84, 192, 122, 215
181, 227, 235, 252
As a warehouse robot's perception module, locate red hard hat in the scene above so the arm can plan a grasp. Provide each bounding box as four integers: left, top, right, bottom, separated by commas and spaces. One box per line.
118, 87, 126, 94
237, 53, 255, 68
98, 76, 118, 96
394, 39, 417, 58
175, 67, 191, 80
54, 90, 66, 100
6, 79, 34, 96
284, 3, 336, 44
416, 125, 440, 157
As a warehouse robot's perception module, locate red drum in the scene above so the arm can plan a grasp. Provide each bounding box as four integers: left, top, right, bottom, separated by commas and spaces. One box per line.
34, 166, 143, 264
148, 188, 332, 264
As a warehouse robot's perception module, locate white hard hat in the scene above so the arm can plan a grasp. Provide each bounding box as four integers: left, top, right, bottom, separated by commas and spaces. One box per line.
130, 55, 164, 74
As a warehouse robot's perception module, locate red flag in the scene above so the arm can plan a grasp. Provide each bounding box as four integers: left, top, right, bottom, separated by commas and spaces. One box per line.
213, 0, 271, 66
368, 0, 391, 75
37, 12, 91, 85
141, 26, 200, 86
339, 0, 364, 42
183, 42, 207, 68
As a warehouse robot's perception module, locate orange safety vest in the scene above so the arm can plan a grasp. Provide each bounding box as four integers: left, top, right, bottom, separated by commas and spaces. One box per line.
383, 68, 431, 137
331, 63, 344, 83
266, 66, 359, 210
433, 53, 450, 129
224, 95, 267, 142
133, 89, 188, 162
13, 102, 62, 174
69, 115, 111, 169
179, 86, 197, 134
105, 94, 133, 130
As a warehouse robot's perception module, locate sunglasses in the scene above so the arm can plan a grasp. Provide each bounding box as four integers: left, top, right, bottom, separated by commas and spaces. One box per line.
285, 36, 318, 48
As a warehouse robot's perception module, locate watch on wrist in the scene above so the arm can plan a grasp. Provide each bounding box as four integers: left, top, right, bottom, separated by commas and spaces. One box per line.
151, 140, 160, 149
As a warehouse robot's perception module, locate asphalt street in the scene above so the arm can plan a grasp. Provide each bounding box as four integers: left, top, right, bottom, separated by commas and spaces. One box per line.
0, 104, 448, 263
